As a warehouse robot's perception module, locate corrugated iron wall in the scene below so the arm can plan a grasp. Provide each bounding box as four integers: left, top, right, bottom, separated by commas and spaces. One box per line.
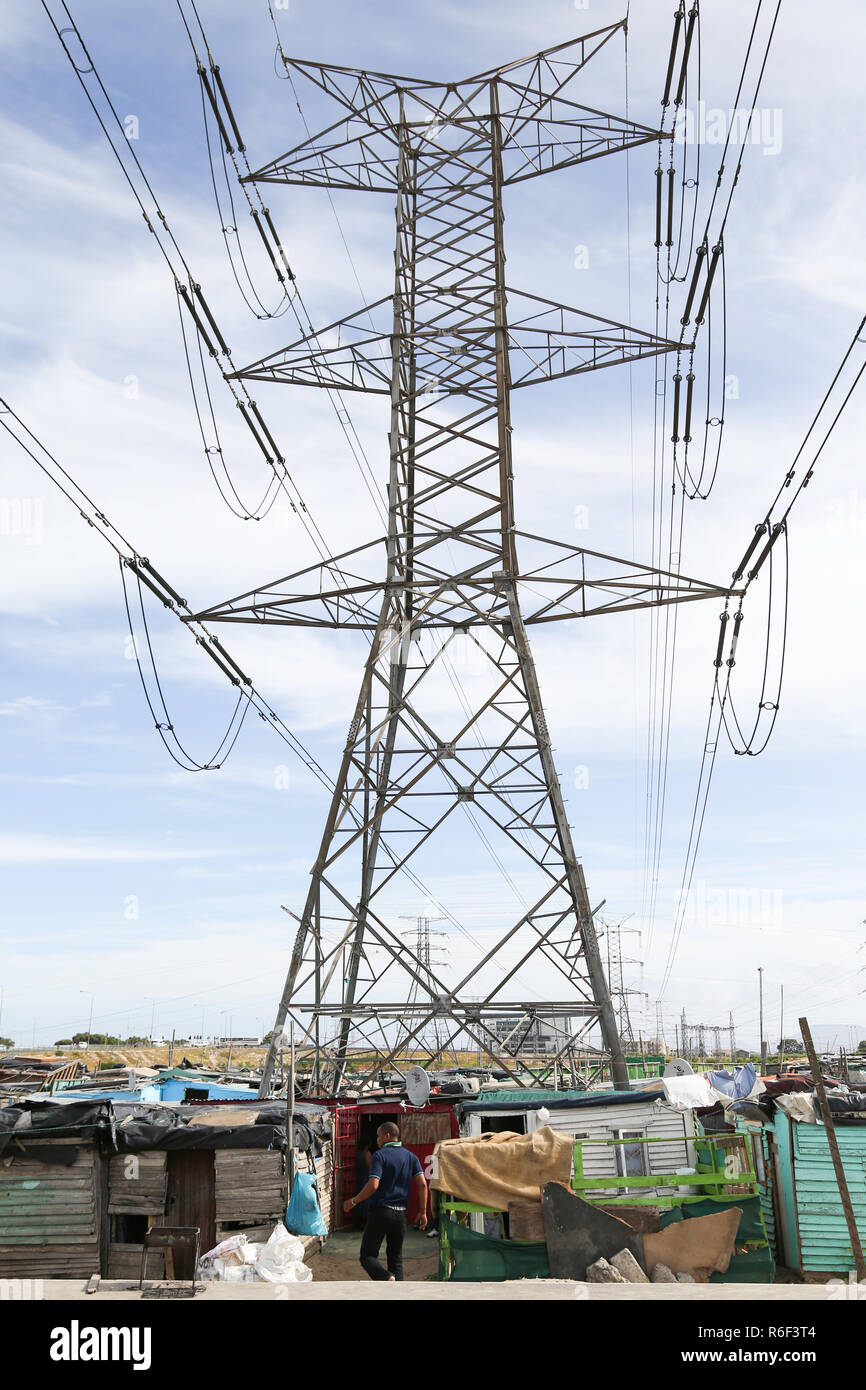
529, 1101, 695, 1193
758, 1130, 777, 1258
0, 1138, 101, 1278
792, 1122, 866, 1274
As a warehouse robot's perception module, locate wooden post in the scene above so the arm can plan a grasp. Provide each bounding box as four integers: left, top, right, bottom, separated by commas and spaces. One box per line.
800, 1016, 866, 1281
168, 1029, 175, 1069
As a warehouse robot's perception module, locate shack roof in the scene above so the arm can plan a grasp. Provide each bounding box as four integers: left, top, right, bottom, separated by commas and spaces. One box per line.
0, 1096, 331, 1157
459, 1087, 660, 1112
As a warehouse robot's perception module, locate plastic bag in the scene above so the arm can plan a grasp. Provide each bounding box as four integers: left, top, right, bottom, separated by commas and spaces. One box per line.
285, 1172, 328, 1238
254, 1222, 310, 1283
200, 1234, 250, 1280
201, 1233, 248, 1265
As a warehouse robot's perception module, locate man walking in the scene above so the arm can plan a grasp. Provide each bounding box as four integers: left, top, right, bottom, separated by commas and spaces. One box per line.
344, 1121, 427, 1281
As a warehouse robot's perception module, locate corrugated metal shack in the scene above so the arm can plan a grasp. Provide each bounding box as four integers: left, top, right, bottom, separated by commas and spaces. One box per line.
438, 1087, 772, 1282
458, 1088, 699, 1193
0, 1096, 332, 1279
733, 1083, 866, 1276
325, 1095, 461, 1228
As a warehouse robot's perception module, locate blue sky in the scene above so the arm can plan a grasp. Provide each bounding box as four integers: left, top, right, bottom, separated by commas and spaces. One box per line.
2, 1, 865, 1055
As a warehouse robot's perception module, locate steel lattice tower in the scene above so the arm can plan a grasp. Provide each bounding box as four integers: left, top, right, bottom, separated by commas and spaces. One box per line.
193, 24, 733, 1095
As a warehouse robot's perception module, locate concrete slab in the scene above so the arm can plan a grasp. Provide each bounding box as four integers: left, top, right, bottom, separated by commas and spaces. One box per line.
30, 1278, 837, 1301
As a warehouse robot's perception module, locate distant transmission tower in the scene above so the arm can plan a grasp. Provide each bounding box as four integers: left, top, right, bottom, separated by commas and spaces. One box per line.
189, 25, 734, 1096
398, 913, 448, 1058
602, 917, 643, 1043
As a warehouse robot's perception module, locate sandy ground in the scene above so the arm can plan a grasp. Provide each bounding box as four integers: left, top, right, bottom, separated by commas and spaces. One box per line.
306, 1226, 439, 1282
305, 1249, 439, 1282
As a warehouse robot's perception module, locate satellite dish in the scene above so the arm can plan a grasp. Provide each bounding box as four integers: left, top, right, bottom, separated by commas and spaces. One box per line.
405, 1066, 431, 1107
664, 1057, 694, 1077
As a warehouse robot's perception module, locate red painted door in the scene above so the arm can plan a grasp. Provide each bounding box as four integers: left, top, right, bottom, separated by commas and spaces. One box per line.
333, 1105, 360, 1230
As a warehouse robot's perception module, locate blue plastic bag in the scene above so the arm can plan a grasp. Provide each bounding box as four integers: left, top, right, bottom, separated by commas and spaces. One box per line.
285, 1171, 328, 1238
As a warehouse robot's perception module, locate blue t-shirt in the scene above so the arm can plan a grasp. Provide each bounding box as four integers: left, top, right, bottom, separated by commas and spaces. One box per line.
368, 1143, 422, 1209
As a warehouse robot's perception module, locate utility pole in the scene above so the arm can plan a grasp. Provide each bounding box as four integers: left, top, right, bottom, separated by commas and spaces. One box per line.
758, 967, 766, 1073
779, 984, 785, 1073
80, 990, 94, 1051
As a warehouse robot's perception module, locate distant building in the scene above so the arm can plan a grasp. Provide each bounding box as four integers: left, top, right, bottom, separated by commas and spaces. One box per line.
486, 1016, 576, 1056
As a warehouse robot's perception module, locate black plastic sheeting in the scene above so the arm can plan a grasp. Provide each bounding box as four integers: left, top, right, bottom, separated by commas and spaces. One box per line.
0, 1097, 331, 1160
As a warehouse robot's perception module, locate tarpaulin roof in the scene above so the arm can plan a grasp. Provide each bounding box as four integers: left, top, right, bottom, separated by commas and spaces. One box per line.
459, 1088, 660, 1113
0, 1096, 332, 1159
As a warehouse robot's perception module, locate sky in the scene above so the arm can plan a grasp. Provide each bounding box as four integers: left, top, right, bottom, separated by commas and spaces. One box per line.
1, 0, 865, 1057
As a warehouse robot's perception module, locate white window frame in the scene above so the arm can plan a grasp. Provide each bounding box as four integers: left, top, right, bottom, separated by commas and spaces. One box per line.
613, 1128, 650, 1179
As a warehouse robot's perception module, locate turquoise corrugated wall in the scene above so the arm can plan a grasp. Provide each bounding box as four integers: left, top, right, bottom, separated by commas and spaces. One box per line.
759, 1129, 776, 1256
791, 1121, 866, 1273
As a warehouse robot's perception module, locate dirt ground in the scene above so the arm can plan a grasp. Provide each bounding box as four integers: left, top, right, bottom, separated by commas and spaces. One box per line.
306, 1226, 439, 1282
305, 1249, 439, 1282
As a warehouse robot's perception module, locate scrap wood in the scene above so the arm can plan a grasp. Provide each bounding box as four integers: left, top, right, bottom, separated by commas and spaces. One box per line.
508, 1200, 545, 1242
643, 1208, 741, 1283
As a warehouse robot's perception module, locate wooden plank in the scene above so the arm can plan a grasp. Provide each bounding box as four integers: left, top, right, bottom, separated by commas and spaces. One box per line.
108, 1243, 164, 1279
214, 1223, 274, 1243
0, 1189, 95, 1202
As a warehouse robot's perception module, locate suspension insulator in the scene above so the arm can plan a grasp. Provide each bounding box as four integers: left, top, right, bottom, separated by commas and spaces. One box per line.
251, 211, 286, 284
212, 66, 246, 153
193, 284, 230, 356
237, 402, 274, 464
263, 210, 295, 280
198, 65, 234, 154
683, 372, 695, 443
211, 637, 251, 685
727, 610, 744, 667
670, 166, 678, 248
671, 372, 682, 442
674, 4, 698, 107
681, 241, 707, 325
694, 241, 722, 326
249, 401, 286, 465
128, 560, 173, 611
662, 5, 685, 108
178, 283, 218, 358
747, 523, 784, 581
732, 524, 768, 583
713, 611, 729, 668
138, 558, 185, 610
655, 168, 663, 248
197, 637, 242, 687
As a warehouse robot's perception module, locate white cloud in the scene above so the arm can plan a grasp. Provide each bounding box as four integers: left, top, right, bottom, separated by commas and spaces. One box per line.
2, 0, 865, 1044
0, 834, 232, 865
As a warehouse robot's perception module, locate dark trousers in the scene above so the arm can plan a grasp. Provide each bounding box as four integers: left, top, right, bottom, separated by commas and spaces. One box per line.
359, 1206, 407, 1281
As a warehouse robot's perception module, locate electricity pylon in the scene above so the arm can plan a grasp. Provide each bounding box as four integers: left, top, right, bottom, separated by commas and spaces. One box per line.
192, 23, 736, 1095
